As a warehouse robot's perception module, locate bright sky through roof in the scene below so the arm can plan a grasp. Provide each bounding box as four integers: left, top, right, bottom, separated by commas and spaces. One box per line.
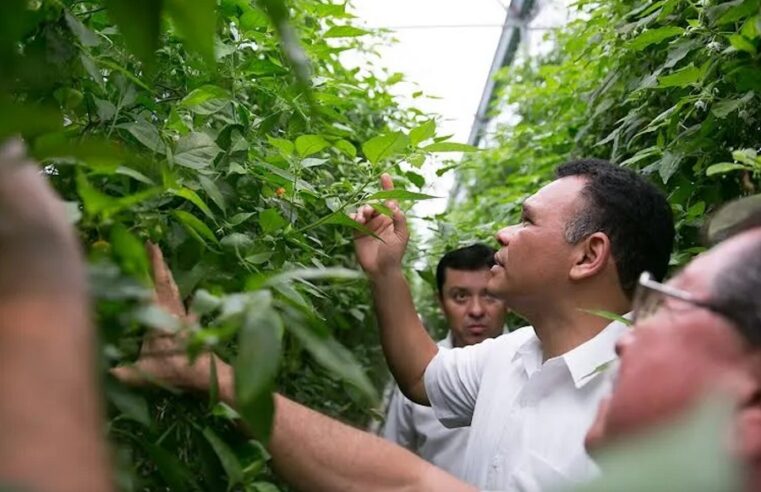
341, 0, 507, 218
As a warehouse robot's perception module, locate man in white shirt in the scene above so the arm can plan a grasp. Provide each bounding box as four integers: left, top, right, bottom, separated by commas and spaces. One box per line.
352, 159, 675, 490
382, 243, 507, 478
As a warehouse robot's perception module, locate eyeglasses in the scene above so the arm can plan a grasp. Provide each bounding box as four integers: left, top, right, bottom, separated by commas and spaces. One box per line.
704, 193, 761, 245
631, 272, 735, 325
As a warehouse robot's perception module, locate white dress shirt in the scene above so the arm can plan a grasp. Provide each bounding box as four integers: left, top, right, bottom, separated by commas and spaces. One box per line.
424, 320, 628, 491
381, 336, 470, 479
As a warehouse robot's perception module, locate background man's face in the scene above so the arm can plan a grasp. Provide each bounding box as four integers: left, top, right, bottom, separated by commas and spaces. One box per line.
586, 235, 761, 455
489, 176, 586, 309
439, 268, 507, 347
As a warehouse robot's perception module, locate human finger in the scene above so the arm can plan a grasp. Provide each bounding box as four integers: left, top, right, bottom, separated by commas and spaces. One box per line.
146, 242, 185, 318
380, 173, 399, 210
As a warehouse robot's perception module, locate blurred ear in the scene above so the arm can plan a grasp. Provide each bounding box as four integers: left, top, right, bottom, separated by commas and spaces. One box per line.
569, 232, 612, 281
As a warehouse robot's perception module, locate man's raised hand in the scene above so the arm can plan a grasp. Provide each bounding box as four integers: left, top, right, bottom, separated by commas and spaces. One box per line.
112, 243, 214, 392
352, 173, 409, 277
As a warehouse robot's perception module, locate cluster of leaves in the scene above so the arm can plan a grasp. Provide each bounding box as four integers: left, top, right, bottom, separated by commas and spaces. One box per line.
0, 0, 469, 490
416, 0, 761, 332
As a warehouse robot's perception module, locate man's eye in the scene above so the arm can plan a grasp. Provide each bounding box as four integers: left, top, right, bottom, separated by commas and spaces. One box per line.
453, 293, 468, 302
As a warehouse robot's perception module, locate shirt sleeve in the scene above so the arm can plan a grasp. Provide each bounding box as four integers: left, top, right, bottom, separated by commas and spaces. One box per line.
380, 385, 417, 451
423, 336, 496, 428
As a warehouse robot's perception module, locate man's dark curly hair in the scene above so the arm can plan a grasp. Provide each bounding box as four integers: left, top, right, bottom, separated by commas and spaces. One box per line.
556, 158, 675, 298
435, 243, 496, 297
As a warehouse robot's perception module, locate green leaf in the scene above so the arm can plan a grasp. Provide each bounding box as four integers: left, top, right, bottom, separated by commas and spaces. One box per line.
576, 398, 739, 492
405, 170, 425, 188
301, 157, 328, 168
711, 92, 754, 118
367, 189, 438, 201
174, 132, 221, 169
729, 33, 757, 54
409, 120, 436, 146
580, 309, 633, 326
706, 163, 752, 176
164, 0, 217, 65
104, 0, 161, 66
118, 120, 166, 154
235, 299, 281, 443
143, 442, 199, 491
324, 25, 370, 38
64, 11, 100, 47
335, 139, 357, 157
240, 7, 269, 30
238, 390, 275, 446
268, 136, 294, 156
201, 427, 244, 487
173, 210, 219, 245
198, 175, 226, 213
362, 132, 409, 164
111, 223, 150, 283
657, 64, 701, 88
320, 212, 381, 239
658, 151, 682, 184
228, 212, 255, 226
295, 134, 330, 157
180, 85, 231, 115
169, 188, 216, 221
236, 307, 282, 405
732, 148, 759, 167
106, 380, 151, 427
628, 26, 684, 51
265, 267, 363, 285
422, 142, 478, 153
221, 232, 253, 249
115, 166, 155, 185
716, 0, 760, 25
259, 208, 288, 233
286, 321, 377, 401
76, 173, 160, 218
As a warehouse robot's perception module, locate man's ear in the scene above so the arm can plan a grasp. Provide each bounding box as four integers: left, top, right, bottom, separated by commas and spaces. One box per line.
569, 232, 612, 281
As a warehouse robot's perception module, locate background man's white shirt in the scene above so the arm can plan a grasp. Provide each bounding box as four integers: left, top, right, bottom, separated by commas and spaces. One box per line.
424, 321, 628, 491
381, 336, 469, 479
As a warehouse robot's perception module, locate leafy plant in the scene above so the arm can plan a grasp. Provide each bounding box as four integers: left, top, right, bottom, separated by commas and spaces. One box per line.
0, 0, 467, 489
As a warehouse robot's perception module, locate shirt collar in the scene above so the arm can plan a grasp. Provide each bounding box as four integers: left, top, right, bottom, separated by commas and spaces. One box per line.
513, 328, 543, 377
510, 316, 631, 388
440, 333, 454, 349
563, 317, 630, 389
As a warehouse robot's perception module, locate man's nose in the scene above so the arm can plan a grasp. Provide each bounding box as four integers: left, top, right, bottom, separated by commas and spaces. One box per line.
495, 226, 514, 247
468, 297, 485, 318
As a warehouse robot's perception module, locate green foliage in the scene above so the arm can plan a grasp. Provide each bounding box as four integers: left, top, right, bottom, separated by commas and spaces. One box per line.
422, 0, 761, 333
0, 0, 464, 489
412, 0, 761, 332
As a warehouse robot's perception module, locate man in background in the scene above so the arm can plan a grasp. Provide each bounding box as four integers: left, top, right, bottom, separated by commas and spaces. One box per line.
382, 243, 507, 478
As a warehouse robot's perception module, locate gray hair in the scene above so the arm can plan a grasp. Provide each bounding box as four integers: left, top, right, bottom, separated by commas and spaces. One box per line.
711, 238, 761, 347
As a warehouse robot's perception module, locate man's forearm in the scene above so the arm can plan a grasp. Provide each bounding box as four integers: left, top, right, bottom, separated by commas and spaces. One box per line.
0, 160, 112, 492
370, 269, 438, 405
0, 301, 112, 492
208, 364, 472, 492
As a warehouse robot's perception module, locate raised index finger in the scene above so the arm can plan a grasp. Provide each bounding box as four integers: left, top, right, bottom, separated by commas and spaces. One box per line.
380, 173, 397, 210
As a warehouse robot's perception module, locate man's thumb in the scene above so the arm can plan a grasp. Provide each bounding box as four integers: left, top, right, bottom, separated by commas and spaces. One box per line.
391, 203, 408, 238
